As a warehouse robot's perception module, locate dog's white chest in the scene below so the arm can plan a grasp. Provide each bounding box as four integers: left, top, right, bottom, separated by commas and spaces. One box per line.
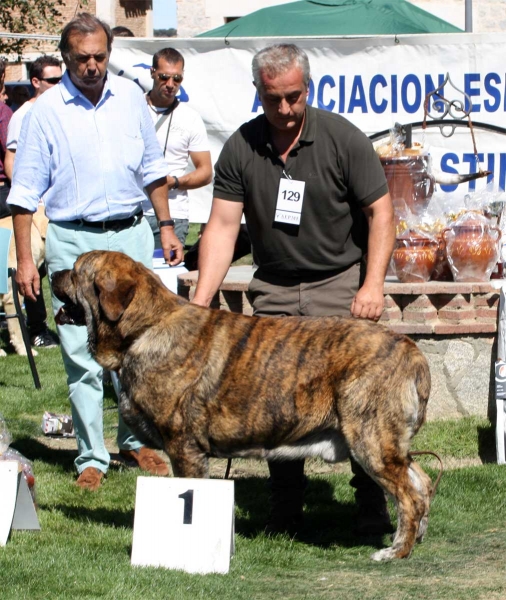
265, 430, 349, 463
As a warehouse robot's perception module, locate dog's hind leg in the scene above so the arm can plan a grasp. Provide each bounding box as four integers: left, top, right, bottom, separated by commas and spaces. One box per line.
367, 458, 431, 561
409, 460, 432, 543
166, 438, 210, 479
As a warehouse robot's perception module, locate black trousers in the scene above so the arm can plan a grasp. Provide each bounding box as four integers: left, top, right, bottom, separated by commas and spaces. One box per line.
0, 183, 11, 218
24, 264, 49, 337
268, 457, 387, 515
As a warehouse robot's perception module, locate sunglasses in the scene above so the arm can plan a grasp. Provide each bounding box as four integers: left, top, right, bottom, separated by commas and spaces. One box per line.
40, 77, 62, 84
155, 73, 183, 84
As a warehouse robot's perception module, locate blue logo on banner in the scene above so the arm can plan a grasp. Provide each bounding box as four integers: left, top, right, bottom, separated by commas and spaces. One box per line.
251, 72, 505, 115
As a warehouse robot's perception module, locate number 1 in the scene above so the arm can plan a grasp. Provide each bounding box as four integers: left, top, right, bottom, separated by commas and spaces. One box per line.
178, 489, 194, 524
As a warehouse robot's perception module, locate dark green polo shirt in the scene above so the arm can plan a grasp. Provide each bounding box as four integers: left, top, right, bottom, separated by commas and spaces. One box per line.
214, 106, 388, 277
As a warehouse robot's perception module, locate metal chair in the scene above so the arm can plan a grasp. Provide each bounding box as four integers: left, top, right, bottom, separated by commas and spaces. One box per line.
0, 227, 41, 389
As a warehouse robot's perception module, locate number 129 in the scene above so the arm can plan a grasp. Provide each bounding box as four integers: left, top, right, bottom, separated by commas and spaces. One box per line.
282, 190, 300, 202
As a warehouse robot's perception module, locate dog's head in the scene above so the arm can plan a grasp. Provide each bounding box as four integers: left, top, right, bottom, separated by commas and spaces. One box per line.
52, 250, 182, 370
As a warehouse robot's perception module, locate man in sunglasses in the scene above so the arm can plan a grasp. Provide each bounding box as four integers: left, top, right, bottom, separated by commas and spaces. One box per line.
144, 47, 212, 247
8, 13, 182, 491
3, 55, 62, 349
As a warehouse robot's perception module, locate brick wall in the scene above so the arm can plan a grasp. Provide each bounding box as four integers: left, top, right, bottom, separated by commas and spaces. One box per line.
380, 282, 500, 335
179, 275, 501, 337
115, 0, 152, 36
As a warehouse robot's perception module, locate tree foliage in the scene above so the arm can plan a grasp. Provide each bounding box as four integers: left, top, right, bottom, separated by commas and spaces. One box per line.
154, 28, 177, 38
0, 0, 65, 57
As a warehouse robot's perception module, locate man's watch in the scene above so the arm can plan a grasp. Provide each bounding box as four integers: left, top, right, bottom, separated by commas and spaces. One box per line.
172, 175, 179, 189
159, 219, 175, 228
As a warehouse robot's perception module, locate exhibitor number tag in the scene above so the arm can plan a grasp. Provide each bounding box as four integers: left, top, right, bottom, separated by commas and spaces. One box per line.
274, 177, 305, 225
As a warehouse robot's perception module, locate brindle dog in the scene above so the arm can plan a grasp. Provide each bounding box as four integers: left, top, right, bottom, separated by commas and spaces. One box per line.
52, 250, 433, 561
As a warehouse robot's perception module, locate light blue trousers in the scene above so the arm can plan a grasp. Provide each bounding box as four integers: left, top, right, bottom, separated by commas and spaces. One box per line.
45, 218, 154, 474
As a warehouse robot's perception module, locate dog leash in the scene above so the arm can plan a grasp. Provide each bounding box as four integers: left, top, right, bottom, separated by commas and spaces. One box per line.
410, 450, 444, 500
224, 458, 232, 479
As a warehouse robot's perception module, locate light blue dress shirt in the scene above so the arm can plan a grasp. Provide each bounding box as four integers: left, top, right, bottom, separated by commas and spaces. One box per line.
8, 71, 169, 222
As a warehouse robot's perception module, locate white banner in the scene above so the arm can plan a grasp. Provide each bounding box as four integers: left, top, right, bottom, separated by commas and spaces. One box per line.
109, 33, 506, 221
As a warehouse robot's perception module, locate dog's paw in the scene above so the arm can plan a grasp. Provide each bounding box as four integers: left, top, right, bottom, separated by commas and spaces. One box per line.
371, 547, 401, 562
0, 349, 6, 357
416, 516, 428, 542
12, 345, 38, 357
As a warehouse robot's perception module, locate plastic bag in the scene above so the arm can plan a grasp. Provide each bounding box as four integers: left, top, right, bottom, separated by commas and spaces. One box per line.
0, 412, 12, 454
0, 413, 36, 500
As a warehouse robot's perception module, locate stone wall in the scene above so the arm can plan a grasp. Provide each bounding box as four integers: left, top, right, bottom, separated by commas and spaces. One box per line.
416, 334, 496, 420
413, 0, 506, 32
176, 0, 222, 38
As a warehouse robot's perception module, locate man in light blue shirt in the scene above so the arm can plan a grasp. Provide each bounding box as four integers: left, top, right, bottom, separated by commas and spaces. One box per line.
9, 13, 183, 490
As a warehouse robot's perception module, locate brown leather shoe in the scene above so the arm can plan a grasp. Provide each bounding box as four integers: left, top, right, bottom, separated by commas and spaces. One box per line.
119, 447, 169, 476
76, 467, 104, 491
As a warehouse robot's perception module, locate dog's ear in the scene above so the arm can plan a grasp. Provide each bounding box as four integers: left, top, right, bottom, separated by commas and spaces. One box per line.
94, 269, 136, 322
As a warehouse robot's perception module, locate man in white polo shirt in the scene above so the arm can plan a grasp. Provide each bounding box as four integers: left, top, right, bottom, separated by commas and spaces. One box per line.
144, 47, 212, 247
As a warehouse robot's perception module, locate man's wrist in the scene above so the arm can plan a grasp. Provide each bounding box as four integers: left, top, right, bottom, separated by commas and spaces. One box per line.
159, 219, 175, 228
171, 175, 179, 190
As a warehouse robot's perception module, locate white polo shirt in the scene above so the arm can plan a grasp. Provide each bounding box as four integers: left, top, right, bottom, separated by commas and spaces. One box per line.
143, 98, 210, 220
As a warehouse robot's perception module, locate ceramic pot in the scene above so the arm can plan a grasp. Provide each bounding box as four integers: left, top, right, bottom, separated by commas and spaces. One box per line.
392, 234, 439, 283
380, 155, 435, 220
442, 220, 501, 282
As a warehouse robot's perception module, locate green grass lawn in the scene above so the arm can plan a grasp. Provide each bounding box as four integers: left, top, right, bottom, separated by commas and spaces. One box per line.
1, 277, 506, 599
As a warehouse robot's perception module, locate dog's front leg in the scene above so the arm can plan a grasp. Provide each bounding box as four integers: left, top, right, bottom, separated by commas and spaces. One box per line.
166, 437, 209, 478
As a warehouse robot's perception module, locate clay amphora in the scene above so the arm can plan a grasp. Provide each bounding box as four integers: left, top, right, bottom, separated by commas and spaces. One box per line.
442, 215, 501, 282
392, 233, 439, 283
380, 155, 435, 220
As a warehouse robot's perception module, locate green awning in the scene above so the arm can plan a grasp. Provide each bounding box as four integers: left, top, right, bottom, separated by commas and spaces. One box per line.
197, 0, 462, 38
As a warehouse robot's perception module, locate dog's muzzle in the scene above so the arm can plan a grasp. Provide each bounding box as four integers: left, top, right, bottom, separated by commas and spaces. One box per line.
52, 269, 86, 326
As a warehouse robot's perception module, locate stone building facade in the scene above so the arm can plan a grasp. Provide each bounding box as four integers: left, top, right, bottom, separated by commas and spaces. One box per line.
176, 0, 506, 37
2, 0, 152, 81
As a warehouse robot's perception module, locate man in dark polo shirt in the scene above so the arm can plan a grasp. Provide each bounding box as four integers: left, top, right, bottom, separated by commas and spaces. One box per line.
192, 44, 395, 536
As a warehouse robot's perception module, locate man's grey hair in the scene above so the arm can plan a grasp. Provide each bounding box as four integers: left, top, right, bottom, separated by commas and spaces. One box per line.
59, 13, 113, 62
252, 44, 311, 90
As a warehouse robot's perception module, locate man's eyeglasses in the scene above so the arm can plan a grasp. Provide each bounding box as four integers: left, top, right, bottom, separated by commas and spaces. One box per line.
40, 77, 62, 84
156, 73, 183, 84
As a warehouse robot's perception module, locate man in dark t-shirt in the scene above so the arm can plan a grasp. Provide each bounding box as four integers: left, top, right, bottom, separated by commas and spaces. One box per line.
192, 44, 395, 536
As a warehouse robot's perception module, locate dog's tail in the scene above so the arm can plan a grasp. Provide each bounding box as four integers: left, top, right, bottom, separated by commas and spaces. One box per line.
410, 347, 431, 433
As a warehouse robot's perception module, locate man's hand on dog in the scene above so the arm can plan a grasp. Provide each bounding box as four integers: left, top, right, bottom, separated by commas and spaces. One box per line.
351, 283, 385, 322
15, 259, 40, 302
